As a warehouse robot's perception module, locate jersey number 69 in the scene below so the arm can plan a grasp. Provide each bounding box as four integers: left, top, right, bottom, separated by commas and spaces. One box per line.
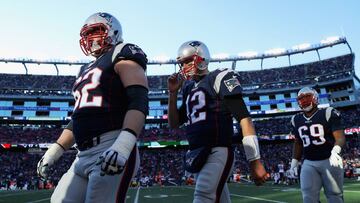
298, 124, 326, 147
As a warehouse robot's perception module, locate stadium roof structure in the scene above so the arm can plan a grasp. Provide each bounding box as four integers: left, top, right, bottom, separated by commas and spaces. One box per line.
0, 36, 352, 75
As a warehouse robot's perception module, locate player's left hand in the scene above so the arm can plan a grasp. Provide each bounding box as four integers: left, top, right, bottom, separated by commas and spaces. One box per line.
37, 143, 64, 180
96, 149, 127, 176
329, 145, 343, 169
250, 159, 269, 186
290, 159, 299, 176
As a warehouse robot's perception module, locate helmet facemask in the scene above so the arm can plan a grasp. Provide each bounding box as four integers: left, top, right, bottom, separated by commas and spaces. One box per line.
79, 13, 123, 58
80, 23, 112, 57
177, 54, 206, 80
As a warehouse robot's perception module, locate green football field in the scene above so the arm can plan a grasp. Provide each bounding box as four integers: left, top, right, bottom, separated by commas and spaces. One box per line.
0, 180, 359, 203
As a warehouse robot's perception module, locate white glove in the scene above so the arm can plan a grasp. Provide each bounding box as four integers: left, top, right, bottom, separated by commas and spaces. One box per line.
37, 143, 64, 179
290, 159, 299, 176
329, 145, 343, 169
96, 130, 137, 176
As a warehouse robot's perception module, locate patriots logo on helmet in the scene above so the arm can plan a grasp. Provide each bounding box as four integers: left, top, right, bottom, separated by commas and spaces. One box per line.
99, 13, 112, 21
189, 41, 201, 47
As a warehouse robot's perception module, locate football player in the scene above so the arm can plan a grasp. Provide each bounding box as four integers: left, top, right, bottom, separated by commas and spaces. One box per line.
290, 87, 345, 203
168, 40, 268, 203
36, 12, 148, 203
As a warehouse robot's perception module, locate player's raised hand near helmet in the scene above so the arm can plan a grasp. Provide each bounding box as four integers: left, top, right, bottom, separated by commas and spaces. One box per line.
168, 73, 184, 94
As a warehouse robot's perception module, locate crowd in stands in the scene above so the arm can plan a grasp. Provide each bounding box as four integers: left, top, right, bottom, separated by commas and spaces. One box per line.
1, 106, 360, 144
0, 126, 62, 143
0, 74, 74, 91
0, 54, 354, 96
1, 135, 359, 190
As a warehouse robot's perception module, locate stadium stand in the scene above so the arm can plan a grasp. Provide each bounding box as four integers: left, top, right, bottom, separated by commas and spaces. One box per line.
0, 54, 355, 94
0, 48, 359, 190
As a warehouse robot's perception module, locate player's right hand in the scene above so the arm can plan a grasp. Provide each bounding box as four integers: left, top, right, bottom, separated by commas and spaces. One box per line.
37, 143, 64, 180
250, 159, 269, 186
290, 158, 299, 176
96, 129, 137, 176
96, 149, 127, 176
329, 145, 343, 169
167, 73, 184, 94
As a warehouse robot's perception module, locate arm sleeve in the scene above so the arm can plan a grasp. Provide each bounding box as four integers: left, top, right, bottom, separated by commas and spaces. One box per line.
329, 108, 343, 132
223, 95, 250, 121
125, 85, 149, 116
64, 120, 73, 131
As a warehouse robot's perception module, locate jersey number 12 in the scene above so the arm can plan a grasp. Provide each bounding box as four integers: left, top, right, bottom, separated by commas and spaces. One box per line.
186, 91, 206, 124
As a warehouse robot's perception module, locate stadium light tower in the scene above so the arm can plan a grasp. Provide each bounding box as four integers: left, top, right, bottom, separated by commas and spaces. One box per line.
320, 36, 341, 45
238, 51, 258, 58
212, 53, 230, 60
264, 48, 286, 56
292, 43, 311, 51
152, 55, 171, 64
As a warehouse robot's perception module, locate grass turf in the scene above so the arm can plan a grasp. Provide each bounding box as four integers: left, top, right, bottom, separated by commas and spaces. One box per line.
0, 180, 359, 203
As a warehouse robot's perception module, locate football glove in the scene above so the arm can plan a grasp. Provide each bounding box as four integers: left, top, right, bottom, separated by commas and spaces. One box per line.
329, 145, 343, 169
290, 159, 299, 176
96, 129, 137, 176
37, 143, 64, 180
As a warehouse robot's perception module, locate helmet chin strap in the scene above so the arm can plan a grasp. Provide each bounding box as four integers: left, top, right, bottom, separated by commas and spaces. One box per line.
90, 40, 112, 58
303, 103, 319, 115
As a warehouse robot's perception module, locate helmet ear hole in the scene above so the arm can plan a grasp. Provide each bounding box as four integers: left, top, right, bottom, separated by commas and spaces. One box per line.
194, 55, 206, 70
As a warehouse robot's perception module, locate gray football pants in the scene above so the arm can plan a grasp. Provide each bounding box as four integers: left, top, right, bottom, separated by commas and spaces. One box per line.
194, 146, 234, 203
300, 159, 343, 203
51, 130, 140, 203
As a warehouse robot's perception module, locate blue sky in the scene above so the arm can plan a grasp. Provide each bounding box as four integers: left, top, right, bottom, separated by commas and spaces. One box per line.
0, 0, 358, 76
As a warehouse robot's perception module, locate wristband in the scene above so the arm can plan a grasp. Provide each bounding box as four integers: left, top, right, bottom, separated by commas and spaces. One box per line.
109, 129, 137, 159
242, 135, 260, 161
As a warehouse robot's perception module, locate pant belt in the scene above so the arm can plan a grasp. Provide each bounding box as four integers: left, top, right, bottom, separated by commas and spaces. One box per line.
76, 136, 101, 151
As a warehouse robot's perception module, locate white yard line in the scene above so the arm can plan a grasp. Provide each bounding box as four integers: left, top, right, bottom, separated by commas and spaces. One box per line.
186, 186, 286, 203
344, 190, 360, 193
231, 194, 288, 203
134, 186, 141, 203
0, 191, 43, 197
25, 198, 50, 203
